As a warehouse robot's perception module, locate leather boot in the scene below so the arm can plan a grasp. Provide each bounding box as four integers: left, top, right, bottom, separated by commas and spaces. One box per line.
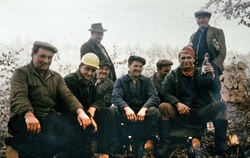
213, 120, 228, 155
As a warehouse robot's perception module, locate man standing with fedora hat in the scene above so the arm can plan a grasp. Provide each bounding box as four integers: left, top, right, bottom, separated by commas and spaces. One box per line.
80, 23, 117, 82
189, 10, 226, 77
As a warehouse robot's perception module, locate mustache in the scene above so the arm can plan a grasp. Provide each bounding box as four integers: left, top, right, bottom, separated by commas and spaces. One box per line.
40, 62, 48, 66
133, 70, 141, 73
99, 72, 108, 75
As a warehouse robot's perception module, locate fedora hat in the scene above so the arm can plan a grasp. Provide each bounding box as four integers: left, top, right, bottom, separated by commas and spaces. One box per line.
89, 23, 107, 33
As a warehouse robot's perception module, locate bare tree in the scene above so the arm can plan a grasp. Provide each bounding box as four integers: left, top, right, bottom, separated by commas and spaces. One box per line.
204, 0, 250, 27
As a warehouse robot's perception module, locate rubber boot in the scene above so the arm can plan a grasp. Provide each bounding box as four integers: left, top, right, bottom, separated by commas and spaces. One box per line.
213, 120, 228, 155
155, 120, 171, 158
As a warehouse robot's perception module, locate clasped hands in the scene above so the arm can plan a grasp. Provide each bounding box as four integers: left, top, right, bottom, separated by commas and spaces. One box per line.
124, 106, 148, 122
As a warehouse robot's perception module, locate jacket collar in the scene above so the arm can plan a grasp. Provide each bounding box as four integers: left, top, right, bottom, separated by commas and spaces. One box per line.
153, 72, 164, 82
124, 74, 145, 82
206, 25, 214, 44
88, 38, 103, 47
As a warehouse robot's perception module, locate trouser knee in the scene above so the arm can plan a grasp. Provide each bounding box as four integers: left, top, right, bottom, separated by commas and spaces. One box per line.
213, 101, 227, 120
146, 107, 160, 118
158, 103, 176, 120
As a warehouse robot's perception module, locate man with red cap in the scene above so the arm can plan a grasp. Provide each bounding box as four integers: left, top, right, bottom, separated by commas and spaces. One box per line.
155, 46, 228, 157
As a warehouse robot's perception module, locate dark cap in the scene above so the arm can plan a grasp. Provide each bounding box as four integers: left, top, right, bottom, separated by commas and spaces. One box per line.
33, 41, 58, 53
194, 10, 212, 18
99, 62, 111, 68
89, 23, 107, 33
156, 60, 173, 68
128, 55, 146, 66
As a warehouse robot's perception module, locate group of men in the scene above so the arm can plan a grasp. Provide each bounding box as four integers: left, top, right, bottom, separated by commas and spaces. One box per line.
6, 10, 227, 158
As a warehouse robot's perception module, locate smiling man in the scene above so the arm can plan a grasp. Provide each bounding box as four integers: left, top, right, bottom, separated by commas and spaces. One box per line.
190, 10, 226, 76
95, 62, 114, 107
64, 54, 116, 156
112, 55, 160, 157
7, 41, 91, 158
156, 46, 228, 157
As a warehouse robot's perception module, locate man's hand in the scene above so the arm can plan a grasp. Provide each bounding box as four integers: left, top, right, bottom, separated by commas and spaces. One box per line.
137, 107, 148, 121
204, 63, 215, 79
24, 112, 41, 134
175, 102, 191, 115
77, 108, 91, 130
90, 118, 98, 133
87, 107, 97, 118
124, 106, 136, 122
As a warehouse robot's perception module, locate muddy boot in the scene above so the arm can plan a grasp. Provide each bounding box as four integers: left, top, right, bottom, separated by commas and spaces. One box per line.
213, 120, 228, 155
155, 120, 171, 158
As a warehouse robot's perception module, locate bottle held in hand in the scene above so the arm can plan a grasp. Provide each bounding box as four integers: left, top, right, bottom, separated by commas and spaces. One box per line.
201, 53, 210, 75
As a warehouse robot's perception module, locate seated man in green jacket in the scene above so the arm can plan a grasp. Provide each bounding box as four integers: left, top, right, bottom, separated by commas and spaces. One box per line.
7, 41, 91, 158
64, 53, 117, 155
156, 46, 228, 157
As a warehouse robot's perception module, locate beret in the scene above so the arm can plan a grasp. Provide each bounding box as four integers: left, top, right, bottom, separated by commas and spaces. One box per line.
128, 55, 146, 66
194, 10, 212, 18
33, 41, 58, 53
179, 45, 195, 57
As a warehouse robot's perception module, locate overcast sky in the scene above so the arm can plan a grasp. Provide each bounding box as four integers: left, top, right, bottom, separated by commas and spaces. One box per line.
1, 0, 250, 67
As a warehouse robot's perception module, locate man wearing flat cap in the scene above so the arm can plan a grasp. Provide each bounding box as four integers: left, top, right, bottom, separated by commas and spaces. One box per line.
6, 41, 92, 157
151, 59, 173, 102
94, 62, 114, 108
80, 23, 117, 82
112, 55, 160, 157
190, 10, 226, 76
156, 46, 228, 157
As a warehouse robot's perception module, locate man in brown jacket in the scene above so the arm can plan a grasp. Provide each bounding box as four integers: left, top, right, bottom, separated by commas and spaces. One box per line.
7, 41, 92, 158
190, 11, 226, 75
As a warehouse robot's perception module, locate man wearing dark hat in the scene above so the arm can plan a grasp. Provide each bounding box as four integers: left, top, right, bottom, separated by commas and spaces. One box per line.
190, 10, 226, 76
156, 46, 228, 157
80, 23, 117, 82
151, 59, 173, 102
7, 41, 92, 158
112, 55, 160, 157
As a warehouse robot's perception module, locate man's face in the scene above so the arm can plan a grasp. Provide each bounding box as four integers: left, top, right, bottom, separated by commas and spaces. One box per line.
159, 65, 171, 78
32, 48, 54, 71
196, 16, 210, 29
79, 65, 97, 80
179, 53, 195, 70
91, 32, 104, 43
97, 66, 110, 80
128, 60, 143, 77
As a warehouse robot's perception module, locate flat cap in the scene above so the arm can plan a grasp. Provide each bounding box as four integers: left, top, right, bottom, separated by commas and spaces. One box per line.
33, 41, 58, 53
156, 59, 173, 68
194, 10, 212, 18
128, 55, 146, 66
